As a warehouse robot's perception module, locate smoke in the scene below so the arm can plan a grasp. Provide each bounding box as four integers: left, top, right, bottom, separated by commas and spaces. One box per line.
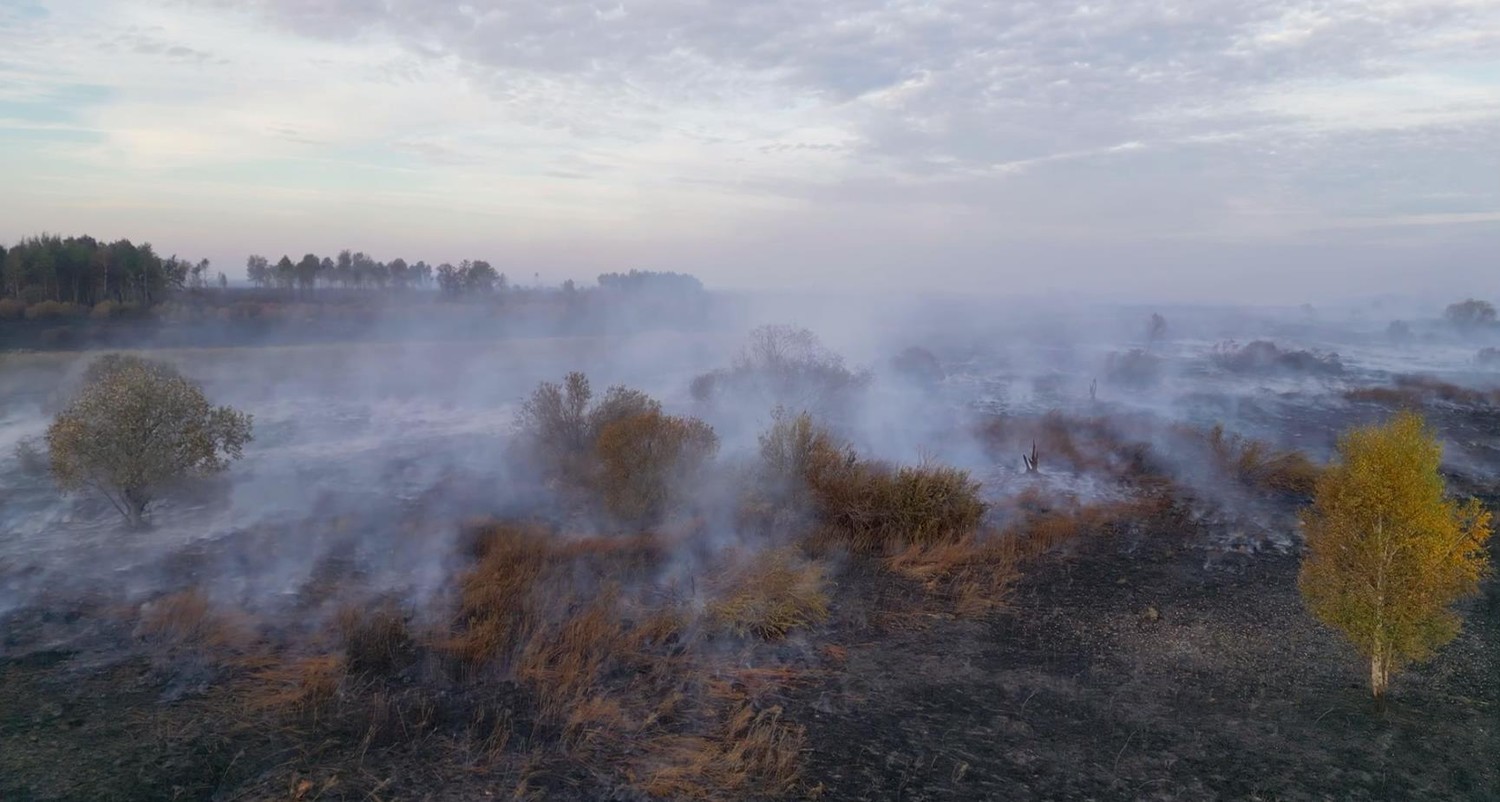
4, 289, 1500, 629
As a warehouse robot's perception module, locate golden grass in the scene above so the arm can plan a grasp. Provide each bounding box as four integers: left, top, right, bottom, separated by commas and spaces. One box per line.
240, 654, 345, 719
135, 589, 256, 661
707, 550, 830, 640
637, 702, 805, 800
1199, 424, 1321, 498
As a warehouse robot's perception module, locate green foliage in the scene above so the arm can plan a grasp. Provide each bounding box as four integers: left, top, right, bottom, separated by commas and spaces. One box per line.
46, 354, 254, 525
1299, 411, 1493, 699
2, 234, 188, 306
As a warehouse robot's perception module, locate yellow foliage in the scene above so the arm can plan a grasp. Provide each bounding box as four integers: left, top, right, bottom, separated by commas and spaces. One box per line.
1298, 411, 1492, 699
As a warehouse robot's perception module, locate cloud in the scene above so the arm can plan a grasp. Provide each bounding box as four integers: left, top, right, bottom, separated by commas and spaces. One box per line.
0, 0, 1497, 301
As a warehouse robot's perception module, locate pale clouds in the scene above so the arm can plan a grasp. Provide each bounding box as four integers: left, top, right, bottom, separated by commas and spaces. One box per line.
1, 0, 1497, 301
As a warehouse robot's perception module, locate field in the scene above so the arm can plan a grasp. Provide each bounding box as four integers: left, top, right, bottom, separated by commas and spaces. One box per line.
1, 308, 1497, 801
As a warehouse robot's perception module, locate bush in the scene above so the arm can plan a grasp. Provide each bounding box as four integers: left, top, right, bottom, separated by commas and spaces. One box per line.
518, 372, 718, 525
0, 298, 24, 319
518, 371, 662, 486
596, 410, 719, 528
90, 300, 118, 320
891, 346, 945, 383
1200, 424, 1321, 498
758, 410, 987, 552
1210, 340, 1342, 375
693, 325, 870, 414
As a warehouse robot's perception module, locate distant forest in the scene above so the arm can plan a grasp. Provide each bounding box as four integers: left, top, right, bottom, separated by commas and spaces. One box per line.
0, 234, 709, 347
1, 235, 205, 311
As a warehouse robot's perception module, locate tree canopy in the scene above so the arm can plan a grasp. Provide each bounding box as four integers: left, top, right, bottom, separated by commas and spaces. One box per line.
47, 354, 254, 525
1298, 411, 1492, 700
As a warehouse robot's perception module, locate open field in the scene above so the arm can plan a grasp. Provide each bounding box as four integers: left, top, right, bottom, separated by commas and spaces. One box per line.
2, 311, 1498, 801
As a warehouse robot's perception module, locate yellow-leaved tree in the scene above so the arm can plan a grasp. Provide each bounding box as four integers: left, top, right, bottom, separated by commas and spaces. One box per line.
1299, 411, 1492, 701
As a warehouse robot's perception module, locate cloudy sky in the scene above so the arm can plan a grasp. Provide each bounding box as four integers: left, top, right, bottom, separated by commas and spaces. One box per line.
1, 0, 1497, 302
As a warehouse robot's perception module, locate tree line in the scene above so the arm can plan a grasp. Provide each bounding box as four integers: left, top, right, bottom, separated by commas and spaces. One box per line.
1, 234, 218, 307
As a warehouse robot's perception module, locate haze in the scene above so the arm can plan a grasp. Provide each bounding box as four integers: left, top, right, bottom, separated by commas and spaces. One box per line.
2, 0, 1498, 302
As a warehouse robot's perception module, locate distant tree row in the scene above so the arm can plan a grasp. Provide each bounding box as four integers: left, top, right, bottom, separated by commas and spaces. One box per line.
245, 251, 445, 293
1, 234, 209, 307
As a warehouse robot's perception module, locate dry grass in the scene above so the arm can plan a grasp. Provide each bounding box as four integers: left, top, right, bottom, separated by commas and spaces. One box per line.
337, 603, 416, 677
811, 459, 987, 553
886, 535, 1024, 615
637, 702, 805, 800
757, 410, 987, 553
978, 412, 1154, 481
240, 654, 346, 720
1198, 424, 1321, 498
1346, 374, 1500, 409
708, 550, 830, 640
135, 589, 256, 662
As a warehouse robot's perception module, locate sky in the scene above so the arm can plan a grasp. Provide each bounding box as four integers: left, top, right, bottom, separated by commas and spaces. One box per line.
1, 0, 1498, 303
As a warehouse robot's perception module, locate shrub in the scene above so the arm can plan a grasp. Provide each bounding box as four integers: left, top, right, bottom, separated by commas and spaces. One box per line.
0, 298, 24, 319
693, 325, 870, 414
1444, 298, 1496, 333
1200, 424, 1321, 498
596, 410, 719, 528
90, 300, 118, 320
517, 371, 662, 487
1210, 340, 1343, 375
891, 346, 945, 383
14, 437, 49, 478
756, 410, 986, 551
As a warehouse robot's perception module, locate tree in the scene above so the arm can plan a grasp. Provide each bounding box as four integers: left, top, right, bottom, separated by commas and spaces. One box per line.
245, 255, 270, 288
1444, 299, 1496, 333
1299, 411, 1492, 702
274, 256, 296, 290
46, 355, 253, 526
296, 254, 320, 293
462, 259, 501, 293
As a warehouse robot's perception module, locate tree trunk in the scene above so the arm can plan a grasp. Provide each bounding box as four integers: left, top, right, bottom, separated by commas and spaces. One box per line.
1370, 649, 1390, 707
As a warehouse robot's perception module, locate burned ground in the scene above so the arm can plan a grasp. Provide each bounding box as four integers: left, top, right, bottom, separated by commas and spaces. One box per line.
2, 331, 1499, 801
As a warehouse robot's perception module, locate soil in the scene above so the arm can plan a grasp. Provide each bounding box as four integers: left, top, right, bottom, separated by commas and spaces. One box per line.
4, 523, 1495, 801
3, 380, 1498, 801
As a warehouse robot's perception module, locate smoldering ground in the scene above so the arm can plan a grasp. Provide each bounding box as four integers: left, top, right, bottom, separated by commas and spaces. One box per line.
1, 295, 1497, 800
